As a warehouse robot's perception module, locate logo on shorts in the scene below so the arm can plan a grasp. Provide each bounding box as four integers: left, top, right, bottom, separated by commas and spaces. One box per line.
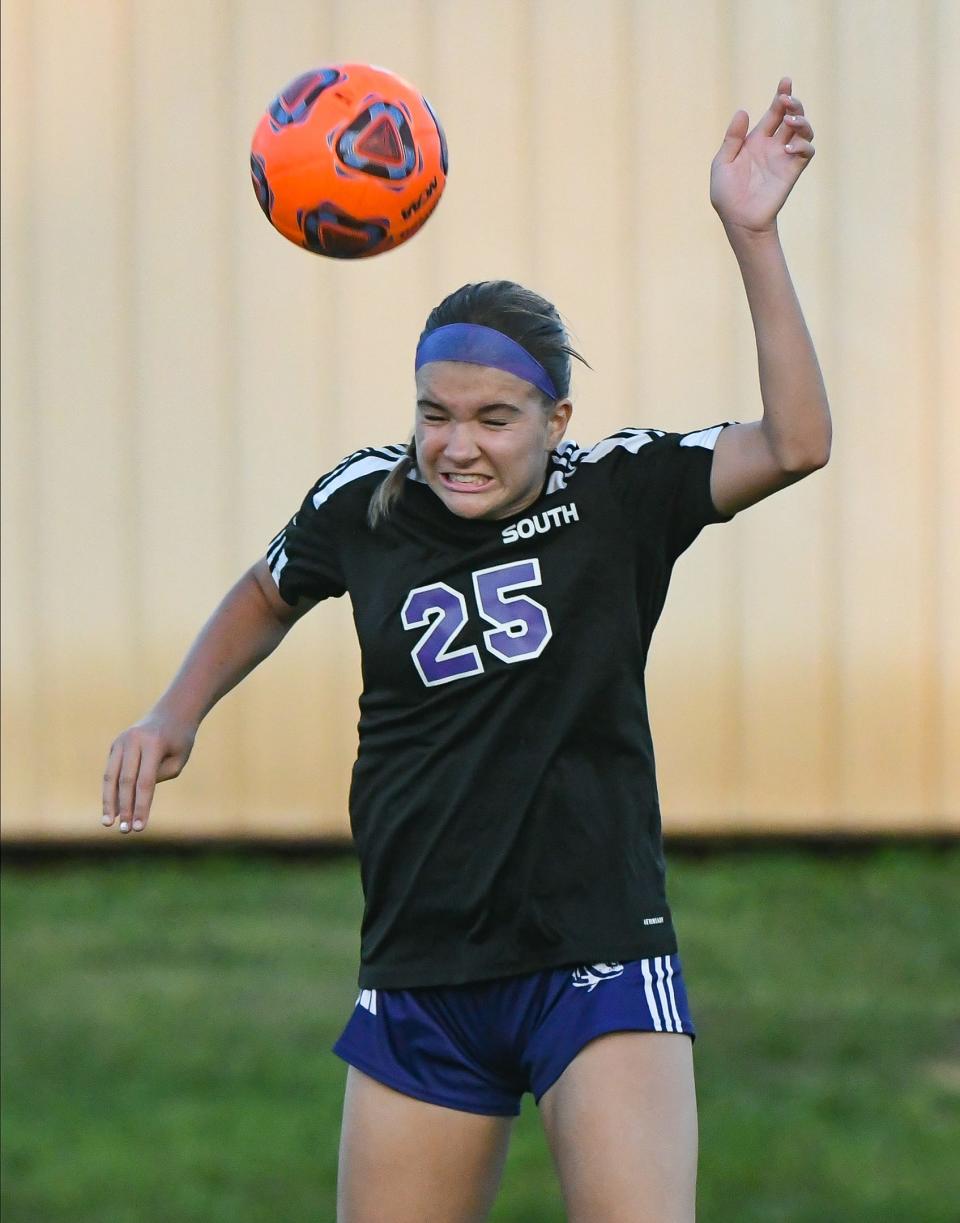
571, 962, 624, 992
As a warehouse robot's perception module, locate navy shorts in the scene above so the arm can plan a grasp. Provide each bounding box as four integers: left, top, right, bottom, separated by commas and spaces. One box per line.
333, 955, 695, 1117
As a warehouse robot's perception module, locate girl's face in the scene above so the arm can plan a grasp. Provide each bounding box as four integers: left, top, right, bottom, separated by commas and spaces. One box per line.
414, 361, 572, 521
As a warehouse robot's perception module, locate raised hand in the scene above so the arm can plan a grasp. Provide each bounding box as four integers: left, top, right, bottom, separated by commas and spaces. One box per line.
710, 76, 815, 236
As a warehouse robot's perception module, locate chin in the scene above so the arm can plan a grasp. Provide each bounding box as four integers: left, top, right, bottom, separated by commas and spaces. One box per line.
443, 493, 500, 520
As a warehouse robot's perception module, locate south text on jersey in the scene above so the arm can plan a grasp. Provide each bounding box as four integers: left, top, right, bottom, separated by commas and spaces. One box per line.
501, 502, 579, 545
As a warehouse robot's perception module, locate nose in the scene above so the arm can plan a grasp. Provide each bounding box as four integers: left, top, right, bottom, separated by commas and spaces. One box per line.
442, 421, 481, 466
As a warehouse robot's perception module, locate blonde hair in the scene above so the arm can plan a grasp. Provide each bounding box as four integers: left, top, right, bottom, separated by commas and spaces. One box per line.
368, 438, 417, 528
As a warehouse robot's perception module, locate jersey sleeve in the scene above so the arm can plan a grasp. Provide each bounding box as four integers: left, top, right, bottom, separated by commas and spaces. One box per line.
266, 480, 347, 606
599, 424, 736, 561
266, 445, 409, 605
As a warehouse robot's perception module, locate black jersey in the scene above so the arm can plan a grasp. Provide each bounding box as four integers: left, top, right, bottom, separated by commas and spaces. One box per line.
268, 425, 734, 989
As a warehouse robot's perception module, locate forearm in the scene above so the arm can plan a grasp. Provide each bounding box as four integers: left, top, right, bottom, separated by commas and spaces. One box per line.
726, 224, 831, 470
153, 568, 294, 727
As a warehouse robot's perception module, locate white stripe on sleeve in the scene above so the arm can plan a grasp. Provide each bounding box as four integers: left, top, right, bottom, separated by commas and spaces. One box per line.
679, 424, 726, 450
582, 430, 657, 465
312, 454, 403, 509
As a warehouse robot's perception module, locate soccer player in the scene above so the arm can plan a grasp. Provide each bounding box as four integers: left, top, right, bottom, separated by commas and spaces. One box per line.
102, 79, 828, 1222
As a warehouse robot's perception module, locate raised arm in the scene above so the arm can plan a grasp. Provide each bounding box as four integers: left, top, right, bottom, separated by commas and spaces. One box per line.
101, 559, 316, 835
708, 76, 832, 516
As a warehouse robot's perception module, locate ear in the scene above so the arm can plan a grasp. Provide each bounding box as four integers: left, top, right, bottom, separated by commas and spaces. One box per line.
546, 398, 573, 448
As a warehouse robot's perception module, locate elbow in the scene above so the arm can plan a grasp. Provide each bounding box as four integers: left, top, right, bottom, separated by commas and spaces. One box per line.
786, 445, 830, 475
778, 428, 832, 476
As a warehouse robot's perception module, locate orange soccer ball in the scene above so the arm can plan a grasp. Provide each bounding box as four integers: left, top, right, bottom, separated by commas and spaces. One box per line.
250, 63, 448, 259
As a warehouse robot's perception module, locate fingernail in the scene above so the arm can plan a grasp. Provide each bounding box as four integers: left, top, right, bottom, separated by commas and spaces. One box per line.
133, 819, 144, 831
785, 143, 794, 152
120, 821, 129, 832
102, 815, 111, 826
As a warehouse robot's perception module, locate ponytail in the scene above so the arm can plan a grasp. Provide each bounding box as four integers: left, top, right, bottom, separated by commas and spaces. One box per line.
367, 438, 417, 528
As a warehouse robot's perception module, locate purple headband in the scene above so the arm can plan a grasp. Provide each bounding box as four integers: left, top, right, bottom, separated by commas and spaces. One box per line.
414, 323, 559, 400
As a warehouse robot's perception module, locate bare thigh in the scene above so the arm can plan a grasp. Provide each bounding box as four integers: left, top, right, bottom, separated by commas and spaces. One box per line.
538, 1031, 698, 1223
337, 1066, 515, 1223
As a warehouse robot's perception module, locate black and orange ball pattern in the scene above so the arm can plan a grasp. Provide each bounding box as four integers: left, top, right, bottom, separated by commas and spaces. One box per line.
250, 63, 448, 259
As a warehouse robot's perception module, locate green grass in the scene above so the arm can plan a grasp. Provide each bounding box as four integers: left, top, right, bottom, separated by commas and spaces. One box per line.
2, 848, 958, 1221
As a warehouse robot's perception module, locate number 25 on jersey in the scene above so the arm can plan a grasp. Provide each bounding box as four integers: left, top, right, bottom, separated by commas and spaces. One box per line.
401, 559, 552, 687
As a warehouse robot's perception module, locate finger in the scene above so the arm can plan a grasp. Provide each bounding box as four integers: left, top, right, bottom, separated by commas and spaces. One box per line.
714, 109, 749, 165
156, 752, 187, 783
102, 741, 122, 827
783, 135, 815, 160
776, 96, 807, 146
786, 93, 805, 118
758, 84, 797, 138
130, 742, 163, 833
783, 113, 813, 143
115, 741, 142, 834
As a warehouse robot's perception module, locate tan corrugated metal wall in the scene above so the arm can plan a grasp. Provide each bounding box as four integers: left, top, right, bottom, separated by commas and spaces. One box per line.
2, 0, 957, 840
